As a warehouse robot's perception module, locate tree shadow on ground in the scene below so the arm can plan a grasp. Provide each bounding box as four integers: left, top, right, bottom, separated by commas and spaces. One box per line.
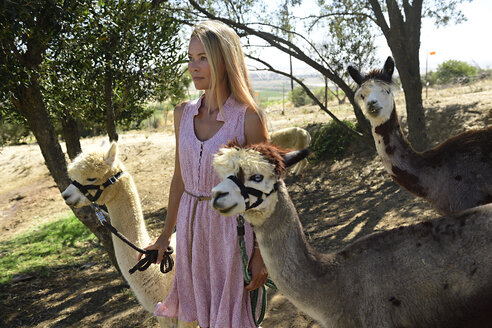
424, 101, 484, 146
284, 150, 435, 254
0, 259, 153, 328
144, 207, 167, 234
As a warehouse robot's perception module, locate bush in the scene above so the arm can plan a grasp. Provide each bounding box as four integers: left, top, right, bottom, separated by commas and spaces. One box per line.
289, 85, 339, 107
309, 119, 358, 161
0, 120, 30, 146
140, 101, 174, 129
430, 60, 478, 85
313, 86, 335, 105
289, 86, 310, 107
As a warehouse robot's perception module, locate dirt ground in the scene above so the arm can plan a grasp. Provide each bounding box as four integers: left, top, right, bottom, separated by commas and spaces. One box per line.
1, 80, 491, 328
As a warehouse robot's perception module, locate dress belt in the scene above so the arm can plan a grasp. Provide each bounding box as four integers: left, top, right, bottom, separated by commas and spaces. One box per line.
184, 190, 212, 264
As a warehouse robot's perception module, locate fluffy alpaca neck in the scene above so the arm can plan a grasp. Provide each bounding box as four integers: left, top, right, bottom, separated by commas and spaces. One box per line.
98, 174, 177, 317
104, 175, 150, 259
247, 181, 336, 321
371, 106, 428, 198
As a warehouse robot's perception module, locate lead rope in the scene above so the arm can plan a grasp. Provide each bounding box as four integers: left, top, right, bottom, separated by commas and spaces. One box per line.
237, 215, 276, 327
91, 203, 174, 275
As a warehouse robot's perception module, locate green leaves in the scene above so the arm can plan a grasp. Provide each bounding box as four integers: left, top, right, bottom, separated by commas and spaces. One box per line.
1, 0, 187, 142
429, 59, 478, 85
423, 0, 472, 27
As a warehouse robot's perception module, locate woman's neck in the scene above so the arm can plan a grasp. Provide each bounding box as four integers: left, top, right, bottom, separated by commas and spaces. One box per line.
204, 85, 230, 114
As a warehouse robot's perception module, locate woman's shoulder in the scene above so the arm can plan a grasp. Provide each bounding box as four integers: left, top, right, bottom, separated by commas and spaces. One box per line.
244, 106, 267, 126
174, 101, 188, 114
173, 101, 189, 131
244, 106, 268, 144
243, 106, 260, 124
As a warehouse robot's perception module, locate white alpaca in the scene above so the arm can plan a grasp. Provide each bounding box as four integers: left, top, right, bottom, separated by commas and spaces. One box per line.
210, 142, 492, 328
348, 56, 492, 215
270, 127, 311, 175
62, 143, 196, 328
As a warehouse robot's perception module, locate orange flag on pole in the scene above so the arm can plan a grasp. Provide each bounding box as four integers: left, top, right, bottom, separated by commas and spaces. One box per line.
429, 51, 436, 55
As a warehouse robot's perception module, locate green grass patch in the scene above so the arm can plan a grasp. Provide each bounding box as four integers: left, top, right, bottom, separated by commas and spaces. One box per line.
257, 89, 284, 99
0, 213, 98, 284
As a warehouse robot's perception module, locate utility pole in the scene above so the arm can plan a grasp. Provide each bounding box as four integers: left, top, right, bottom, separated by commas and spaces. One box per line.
282, 83, 285, 115
425, 50, 436, 99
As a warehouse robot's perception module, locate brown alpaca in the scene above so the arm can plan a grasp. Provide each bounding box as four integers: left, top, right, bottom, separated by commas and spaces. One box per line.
210, 142, 492, 328
348, 57, 492, 215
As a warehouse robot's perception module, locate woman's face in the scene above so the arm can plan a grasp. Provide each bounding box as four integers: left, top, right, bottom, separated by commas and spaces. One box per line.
188, 37, 211, 90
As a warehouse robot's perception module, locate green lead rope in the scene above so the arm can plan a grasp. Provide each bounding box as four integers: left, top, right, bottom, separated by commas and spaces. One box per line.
237, 215, 277, 327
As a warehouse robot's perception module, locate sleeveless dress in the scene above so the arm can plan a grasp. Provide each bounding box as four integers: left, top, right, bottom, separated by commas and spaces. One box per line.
154, 95, 257, 328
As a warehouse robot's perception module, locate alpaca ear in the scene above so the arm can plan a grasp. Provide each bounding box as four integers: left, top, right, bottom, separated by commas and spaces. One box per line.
104, 142, 118, 166
382, 56, 395, 81
282, 149, 310, 168
348, 65, 364, 85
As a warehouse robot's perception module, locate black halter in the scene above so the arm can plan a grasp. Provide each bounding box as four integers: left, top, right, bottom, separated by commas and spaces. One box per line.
71, 171, 124, 202
227, 175, 278, 210
70, 171, 174, 275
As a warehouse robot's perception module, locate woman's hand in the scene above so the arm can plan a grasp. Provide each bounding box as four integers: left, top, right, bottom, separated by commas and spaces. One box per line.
245, 246, 268, 291
139, 237, 170, 264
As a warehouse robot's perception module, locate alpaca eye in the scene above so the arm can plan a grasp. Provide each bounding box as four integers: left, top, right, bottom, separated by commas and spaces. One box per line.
385, 89, 391, 94
87, 178, 97, 183
249, 174, 263, 183
360, 94, 365, 100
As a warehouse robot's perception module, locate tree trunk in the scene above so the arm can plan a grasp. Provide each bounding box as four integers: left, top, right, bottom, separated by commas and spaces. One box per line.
369, 0, 428, 151
105, 53, 118, 142
13, 75, 120, 273
347, 92, 372, 140
396, 59, 428, 151
60, 109, 82, 160
388, 5, 428, 151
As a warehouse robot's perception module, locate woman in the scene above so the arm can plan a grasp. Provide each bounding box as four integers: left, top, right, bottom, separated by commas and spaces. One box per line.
145, 20, 269, 328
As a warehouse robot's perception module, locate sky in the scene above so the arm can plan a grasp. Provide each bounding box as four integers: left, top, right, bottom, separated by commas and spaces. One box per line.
404, 0, 492, 71
250, 0, 492, 75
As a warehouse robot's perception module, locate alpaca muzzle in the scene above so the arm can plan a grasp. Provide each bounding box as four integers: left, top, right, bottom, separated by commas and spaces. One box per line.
62, 184, 89, 207
367, 100, 382, 115
211, 191, 229, 208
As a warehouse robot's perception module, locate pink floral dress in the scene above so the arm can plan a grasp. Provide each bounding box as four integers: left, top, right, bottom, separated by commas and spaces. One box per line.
155, 95, 256, 328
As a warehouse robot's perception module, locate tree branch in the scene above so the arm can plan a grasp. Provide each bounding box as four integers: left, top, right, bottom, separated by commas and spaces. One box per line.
386, 0, 405, 30
247, 54, 362, 138
368, 0, 390, 36
244, 21, 334, 70
298, 12, 378, 29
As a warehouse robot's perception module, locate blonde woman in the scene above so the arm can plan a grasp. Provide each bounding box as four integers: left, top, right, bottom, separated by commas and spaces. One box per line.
144, 21, 269, 327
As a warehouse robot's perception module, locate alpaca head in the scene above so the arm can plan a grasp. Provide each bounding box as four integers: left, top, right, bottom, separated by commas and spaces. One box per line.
348, 56, 399, 127
211, 142, 309, 226
62, 142, 124, 207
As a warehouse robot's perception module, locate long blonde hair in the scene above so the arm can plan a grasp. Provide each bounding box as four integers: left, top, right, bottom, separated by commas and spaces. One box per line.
191, 20, 259, 114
